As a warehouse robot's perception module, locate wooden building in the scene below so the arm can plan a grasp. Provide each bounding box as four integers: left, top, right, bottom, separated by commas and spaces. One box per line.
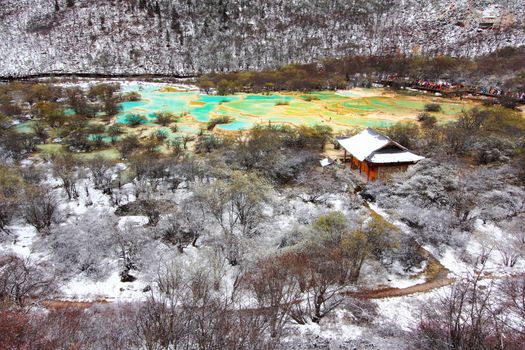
337, 128, 424, 181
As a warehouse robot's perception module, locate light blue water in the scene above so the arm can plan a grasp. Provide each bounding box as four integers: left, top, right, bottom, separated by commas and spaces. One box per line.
190, 103, 218, 122
116, 84, 399, 132
349, 118, 394, 128
341, 101, 377, 110
189, 95, 241, 122
118, 84, 244, 127
217, 120, 255, 131
118, 84, 198, 124
12, 121, 34, 133
177, 125, 201, 134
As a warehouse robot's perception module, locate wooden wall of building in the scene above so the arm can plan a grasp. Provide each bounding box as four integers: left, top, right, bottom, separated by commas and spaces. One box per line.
344, 154, 412, 181
376, 164, 410, 181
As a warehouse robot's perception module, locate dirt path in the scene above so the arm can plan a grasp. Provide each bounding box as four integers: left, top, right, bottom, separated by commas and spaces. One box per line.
344, 246, 455, 300
345, 276, 454, 299
41, 206, 459, 310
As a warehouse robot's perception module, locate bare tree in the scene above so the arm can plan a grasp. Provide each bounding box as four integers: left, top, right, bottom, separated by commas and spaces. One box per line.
114, 225, 149, 283
0, 165, 24, 233
163, 198, 207, 253
51, 154, 80, 200
142, 200, 161, 226
294, 169, 342, 204
163, 216, 196, 253
286, 249, 345, 324
500, 279, 525, 337
241, 256, 302, 339
413, 270, 510, 350
136, 266, 279, 350
0, 195, 18, 234
23, 187, 60, 233
84, 156, 114, 192
0, 254, 55, 308
194, 171, 271, 237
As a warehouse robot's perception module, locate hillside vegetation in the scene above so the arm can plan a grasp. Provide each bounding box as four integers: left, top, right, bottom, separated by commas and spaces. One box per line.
1, 0, 525, 77
1, 99, 525, 348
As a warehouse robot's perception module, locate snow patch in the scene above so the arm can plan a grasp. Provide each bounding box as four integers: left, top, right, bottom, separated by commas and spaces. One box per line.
1, 224, 39, 259
61, 269, 148, 302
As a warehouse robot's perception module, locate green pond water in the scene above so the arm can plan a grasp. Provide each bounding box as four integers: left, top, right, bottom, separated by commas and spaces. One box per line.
13, 121, 35, 133
88, 134, 115, 143
110, 84, 475, 132
10, 85, 475, 138
36, 143, 121, 160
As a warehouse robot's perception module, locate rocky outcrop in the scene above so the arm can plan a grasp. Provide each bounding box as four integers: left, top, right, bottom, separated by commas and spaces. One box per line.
1, 0, 524, 77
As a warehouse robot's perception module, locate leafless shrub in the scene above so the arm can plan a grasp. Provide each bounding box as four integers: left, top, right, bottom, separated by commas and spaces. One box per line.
84, 156, 115, 192
0, 254, 55, 308
240, 256, 302, 339
23, 187, 60, 233
136, 267, 281, 350
294, 169, 342, 204
411, 270, 525, 350
52, 154, 80, 201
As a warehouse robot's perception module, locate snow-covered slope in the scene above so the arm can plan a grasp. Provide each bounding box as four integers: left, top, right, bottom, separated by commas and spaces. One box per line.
1, 0, 524, 77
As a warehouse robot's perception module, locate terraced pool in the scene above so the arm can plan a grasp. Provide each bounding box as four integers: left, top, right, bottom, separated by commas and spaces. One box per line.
114, 84, 478, 132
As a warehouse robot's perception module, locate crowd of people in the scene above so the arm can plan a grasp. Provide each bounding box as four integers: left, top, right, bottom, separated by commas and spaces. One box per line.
414, 80, 458, 91
380, 75, 525, 103
476, 86, 525, 101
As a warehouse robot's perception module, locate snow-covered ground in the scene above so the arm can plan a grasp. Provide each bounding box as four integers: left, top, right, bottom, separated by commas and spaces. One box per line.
51, 79, 200, 93
1, 224, 39, 259
61, 269, 147, 302
2, 155, 524, 350
0, 168, 440, 302
1, 0, 524, 77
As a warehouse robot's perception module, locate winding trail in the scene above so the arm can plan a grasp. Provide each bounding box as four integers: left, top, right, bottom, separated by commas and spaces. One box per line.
345, 273, 454, 299
344, 248, 455, 300
41, 207, 456, 311
39, 201, 525, 309
353, 204, 457, 299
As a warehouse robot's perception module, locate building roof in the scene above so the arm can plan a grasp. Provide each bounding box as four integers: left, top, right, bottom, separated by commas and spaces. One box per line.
337, 128, 425, 164
368, 148, 425, 164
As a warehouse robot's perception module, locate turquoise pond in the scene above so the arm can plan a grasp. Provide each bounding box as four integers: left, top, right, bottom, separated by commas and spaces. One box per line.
115, 84, 330, 131
110, 84, 473, 132
116, 84, 341, 131
117, 84, 244, 129
9, 85, 480, 148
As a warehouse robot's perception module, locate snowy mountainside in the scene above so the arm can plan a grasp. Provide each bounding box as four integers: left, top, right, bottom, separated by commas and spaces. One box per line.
0, 0, 525, 77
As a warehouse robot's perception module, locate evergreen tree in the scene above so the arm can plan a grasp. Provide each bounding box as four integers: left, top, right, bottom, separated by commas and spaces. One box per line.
147, 3, 155, 17
155, 1, 161, 17
171, 9, 182, 34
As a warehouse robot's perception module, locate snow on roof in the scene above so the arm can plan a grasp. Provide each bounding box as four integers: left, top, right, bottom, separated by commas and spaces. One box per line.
368, 149, 425, 164
338, 128, 424, 164
337, 128, 403, 161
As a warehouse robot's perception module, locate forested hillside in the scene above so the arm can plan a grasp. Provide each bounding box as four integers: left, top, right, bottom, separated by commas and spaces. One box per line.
1, 0, 524, 77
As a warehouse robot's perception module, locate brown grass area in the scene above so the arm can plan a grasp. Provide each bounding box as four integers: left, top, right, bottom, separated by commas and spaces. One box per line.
41, 299, 110, 310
